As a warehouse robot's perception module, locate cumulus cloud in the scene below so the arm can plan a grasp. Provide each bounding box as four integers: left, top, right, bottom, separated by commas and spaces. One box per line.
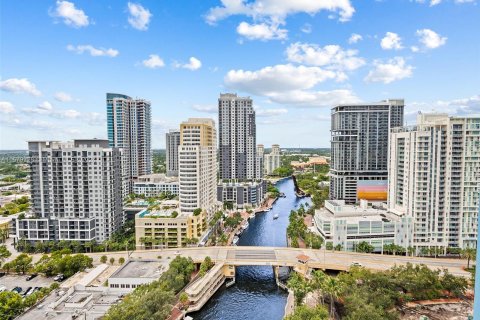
142, 54, 165, 69
285, 43, 365, 80
192, 104, 217, 113
255, 108, 288, 117
415, 0, 473, 6
267, 89, 360, 107
364, 57, 413, 84
380, 32, 403, 50
0, 101, 15, 114
205, 0, 355, 24
51, 0, 89, 28
127, 2, 152, 31
416, 29, 447, 49
348, 33, 362, 44
236, 21, 287, 40
0, 78, 41, 96
301, 23, 312, 34
174, 57, 202, 71
407, 95, 480, 118
67, 44, 119, 57
54, 92, 73, 102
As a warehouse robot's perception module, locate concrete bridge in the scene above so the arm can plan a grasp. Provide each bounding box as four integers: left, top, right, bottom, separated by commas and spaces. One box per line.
122, 246, 471, 278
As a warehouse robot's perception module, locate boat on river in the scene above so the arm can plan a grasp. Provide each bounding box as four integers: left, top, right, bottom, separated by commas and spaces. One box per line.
242, 221, 249, 230
232, 236, 239, 246
249, 212, 255, 219
273, 213, 279, 219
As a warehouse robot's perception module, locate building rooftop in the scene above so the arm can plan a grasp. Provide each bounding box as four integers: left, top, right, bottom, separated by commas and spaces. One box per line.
135, 174, 179, 184
137, 200, 182, 218
110, 260, 166, 279
317, 200, 402, 223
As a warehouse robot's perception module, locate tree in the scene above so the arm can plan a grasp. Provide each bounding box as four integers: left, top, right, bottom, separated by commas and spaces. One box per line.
100, 255, 108, 264
287, 272, 311, 305
10, 253, 32, 274
322, 276, 343, 317
461, 247, 476, 269
199, 256, 214, 277
179, 292, 189, 307
0, 291, 24, 319
0, 245, 11, 264
356, 241, 374, 253
193, 208, 202, 216
119, 257, 125, 264
285, 305, 328, 320
110, 257, 115, 265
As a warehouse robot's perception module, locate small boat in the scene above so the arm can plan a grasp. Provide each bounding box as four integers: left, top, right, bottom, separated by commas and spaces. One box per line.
232, 236, 239, 245
242, 221, 249, 230
265, 208, 271, 212
249, 213, 255, 219
273, 213, 279, 219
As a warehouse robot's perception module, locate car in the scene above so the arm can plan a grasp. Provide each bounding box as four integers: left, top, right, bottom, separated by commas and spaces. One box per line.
0, 285, 6, 292
174, 251, 180, 255
22, 287, 32, 296
26, 273, 38, 281
0, 272, 6, 277
11, 287, 22, 294
53, 274, 65, 281
350, 262, 363, 267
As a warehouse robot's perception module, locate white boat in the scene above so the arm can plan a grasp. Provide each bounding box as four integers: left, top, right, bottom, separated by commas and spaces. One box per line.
265, 208, 271, 212
273, 213, 279, 219
232, 236, 239, 245
242, 221, 249, 230
249, 213, 255, 219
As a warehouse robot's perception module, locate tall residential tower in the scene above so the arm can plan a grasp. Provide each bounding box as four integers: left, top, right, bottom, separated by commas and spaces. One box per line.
330, 99, 404, 203
106, 93, 152, 185
166, 129, 180, 176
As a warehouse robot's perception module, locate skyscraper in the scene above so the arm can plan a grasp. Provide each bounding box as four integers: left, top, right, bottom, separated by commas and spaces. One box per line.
388, 113, 480, 250
166, 129, 180, 176
264, 144, 281, 175
256, 144, 264, 178
218, 93, 258, 180
330, 99, 404, 203
17, 139, 126, 243
178, 118, 218, 218
106, 93, 152, 185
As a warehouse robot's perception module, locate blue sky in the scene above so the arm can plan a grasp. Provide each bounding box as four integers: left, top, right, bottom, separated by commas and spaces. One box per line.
1, 0, 479, 149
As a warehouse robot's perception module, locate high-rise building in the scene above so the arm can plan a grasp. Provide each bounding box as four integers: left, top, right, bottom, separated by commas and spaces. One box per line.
106, 93, 152, 186
330, 99, 404, 203
16, 140, 126, 243
166, 129, 180, 176
388, 113, 480, 250
264, 144, 281, 175
178, 118, 218, 219
256, 144, 264, 179
218, 93, 259, 180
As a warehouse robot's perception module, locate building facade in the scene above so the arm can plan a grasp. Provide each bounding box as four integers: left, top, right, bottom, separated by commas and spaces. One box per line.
388, 113, 480, 250
264, 144, 281, 175
17, 140, 126, 243
256, 144, 264, 179
106, 93, 152, 186
178, 118, 218, 219
218, 93, 259, 180
217, 180, 266, 209
330, 99, 404, 203
133, 174, 179, 197
166, 129, 180, 177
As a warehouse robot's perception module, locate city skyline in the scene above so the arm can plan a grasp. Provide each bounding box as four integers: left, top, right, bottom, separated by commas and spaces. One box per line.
1, 0, 479, 150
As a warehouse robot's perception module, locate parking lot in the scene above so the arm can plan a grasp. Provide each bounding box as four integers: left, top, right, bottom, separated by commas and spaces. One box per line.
0, 274, 55, 295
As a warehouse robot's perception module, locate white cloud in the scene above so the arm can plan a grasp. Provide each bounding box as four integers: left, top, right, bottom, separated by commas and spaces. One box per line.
365, 57, 413, 84
205, 0, 355, 24
192, 104, 217, 113
415, 0, 474, 5
0, 101, 15, 114
236, 21, 287, 40
407, 95, 480, 118
54, 91, 73, 102
410, 46, 420, 53
37, 101, 54, 112
51, 0, 89, 28
267, 89, 360, 107
301, 23, 312, 34
174, 57, 202, 71
127, 2, 152, 31
255, 108, 288, 117
67, 44, 119, 57
285, 43, 365, 79
416, 28, 447, 49
0, 78, 41, 96
225, 64, 337, 96
348, 33, 362, 44
380, 32, 403, 50
142, 54, 165, 69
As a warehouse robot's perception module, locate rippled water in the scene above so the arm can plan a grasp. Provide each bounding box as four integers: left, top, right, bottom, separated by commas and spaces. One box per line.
191, 177, 312, 320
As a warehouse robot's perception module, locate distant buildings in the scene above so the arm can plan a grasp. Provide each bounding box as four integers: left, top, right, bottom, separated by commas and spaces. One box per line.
106, 93, 152, 188
217, 180, 266, 209
264, 144, 281, 175
330, 99, 404, 203
166, 129, 180, 177
17, 140, 126, 243
290, 156, 328, 171
388, 113, 480, 250
132, 174, 179, 197
178, 118, 218, 218
256, 144, 264, 179
218, 93, 259, 180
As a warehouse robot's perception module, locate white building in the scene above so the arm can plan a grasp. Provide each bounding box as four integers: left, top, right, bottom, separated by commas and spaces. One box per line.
17, 140, 127, 243
256, 144, 265, 179
166, 129, 180, 177
314, 200, 413, 252
178, 118, 218, 219
133, 174, 179, 197
109, 260, 167, 292
264, 144, 281, 175
217, 180, 266, 209
388, 113, 480, 250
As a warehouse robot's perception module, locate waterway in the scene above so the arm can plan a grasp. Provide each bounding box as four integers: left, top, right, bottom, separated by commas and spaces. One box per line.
191, 177, 312, 320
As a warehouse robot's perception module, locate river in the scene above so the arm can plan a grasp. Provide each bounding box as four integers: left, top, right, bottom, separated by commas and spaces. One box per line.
191, 177, 312, 320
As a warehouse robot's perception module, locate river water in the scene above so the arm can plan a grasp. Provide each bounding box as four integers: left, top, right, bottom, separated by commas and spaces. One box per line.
191, 177, 312, 320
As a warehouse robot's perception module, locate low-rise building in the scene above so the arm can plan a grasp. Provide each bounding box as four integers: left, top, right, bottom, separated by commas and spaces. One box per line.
314, 200, 413, 252
133, 174, 179, 197
135, 200, 207, 248
217, 180, 266, 209
291, 156, 329, 171
109, 260, 167, 292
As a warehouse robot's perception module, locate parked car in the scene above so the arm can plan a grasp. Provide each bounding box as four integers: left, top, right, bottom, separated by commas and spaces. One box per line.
0, 285, 6, 292
22, 287, 32, 296
11, 287, 22, 294
26, 273, 38, 281
350, 262, 363, 267
0, 272, 6, 277
53, 274, 65, 281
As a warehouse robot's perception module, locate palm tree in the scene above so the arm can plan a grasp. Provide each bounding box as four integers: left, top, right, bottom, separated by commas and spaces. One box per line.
407, 246, 416, 257
461, 247, 476, 269
311, 270, 327, 305
323, 277, 343, 318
